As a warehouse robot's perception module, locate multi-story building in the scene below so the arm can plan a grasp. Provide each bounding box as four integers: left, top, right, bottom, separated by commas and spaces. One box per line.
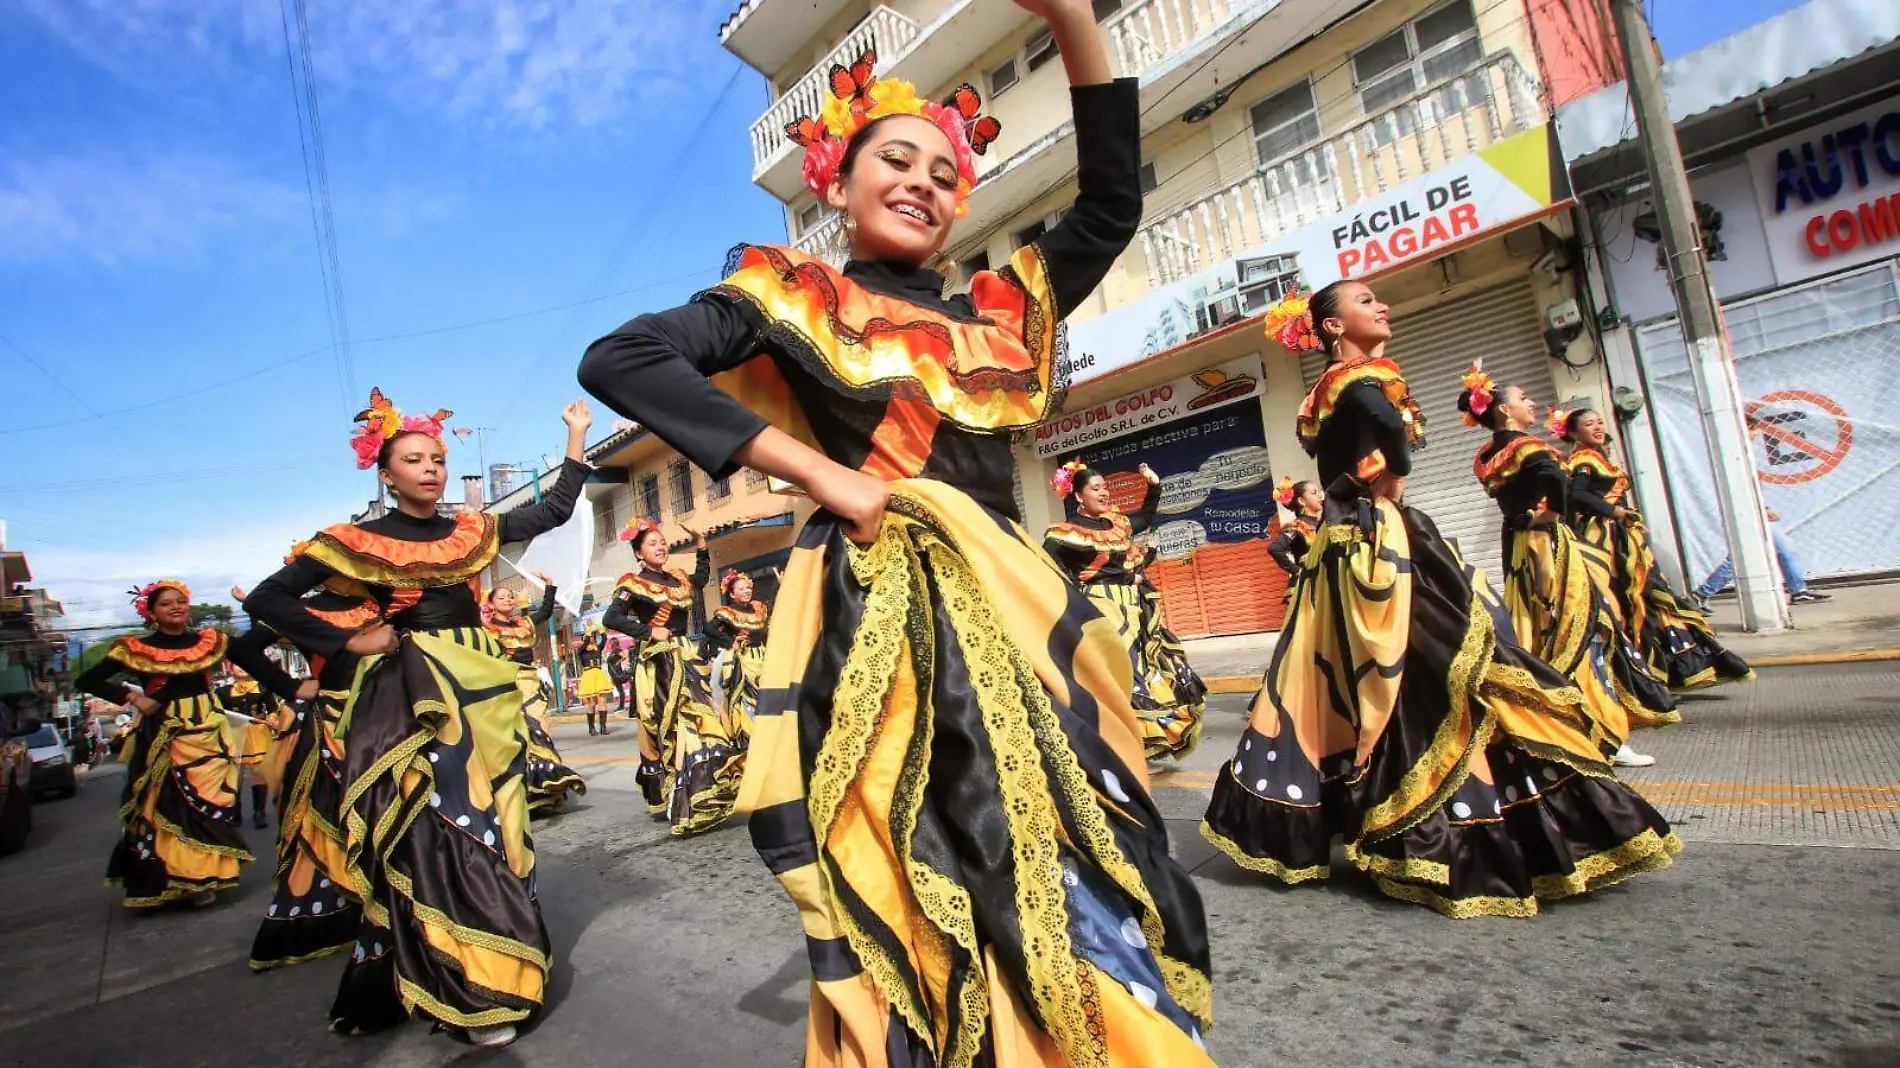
721, 0, 1628, 635
0, 541, 65, 720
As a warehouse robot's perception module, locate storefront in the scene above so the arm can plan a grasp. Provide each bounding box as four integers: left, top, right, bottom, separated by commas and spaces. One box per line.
1590, 93, 1900, 584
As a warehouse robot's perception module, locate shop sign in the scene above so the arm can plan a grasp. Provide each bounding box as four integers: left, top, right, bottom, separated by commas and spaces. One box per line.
1751, 97, 1900, 285
1062, 406, 1272, 560
1032, 354, 1262, 457
1064, 124, 1570, 385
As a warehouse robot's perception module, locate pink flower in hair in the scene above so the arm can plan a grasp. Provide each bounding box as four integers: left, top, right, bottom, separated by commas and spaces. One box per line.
350, 426, 386, 470
400, 413, 445, 439
802, 137, 846, 197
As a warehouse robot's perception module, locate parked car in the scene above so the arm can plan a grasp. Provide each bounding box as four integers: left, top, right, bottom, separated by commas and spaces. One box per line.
25, 724, 76, 800
0, 715, 38, 855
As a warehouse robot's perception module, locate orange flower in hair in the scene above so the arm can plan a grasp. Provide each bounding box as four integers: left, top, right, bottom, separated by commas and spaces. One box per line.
1274, 476, 1297, 508
1460, 360, 1496, 427
620, 516, 664, 544
1051, 459, 1088, 498
1546, 407, 1572, 440
1264, 293, 1321, 355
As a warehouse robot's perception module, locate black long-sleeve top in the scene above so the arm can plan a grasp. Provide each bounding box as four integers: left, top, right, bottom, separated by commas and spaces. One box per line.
1565, 450, 1629, 522
1477, 430, 1569, 529
1311, 381, 1415, 486
244, 458, 590, 658
1043, 479, 1162, 586
489, 583, 557, 667
604, 549, 711, 642
76, 627, 299, 706
577, 80, 1143, 522
1268, 512, 1322, 578
703, 598, 769, 655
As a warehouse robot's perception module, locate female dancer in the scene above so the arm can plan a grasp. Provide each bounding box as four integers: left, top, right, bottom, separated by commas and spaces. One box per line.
243, 393, 592, 1048
1202, 283, 1679, 918
1267, 477, 1324, 595
1556, 408, 1751, 690
604, 519, 739, 836
75, 581, 306, 908
702, 568, 770, 748
1044, 461, 1206, 759
573, 626, 614, 736
579, 3, 1212, 1059
486, 576, 587, 813
1463, 370, 1678, 764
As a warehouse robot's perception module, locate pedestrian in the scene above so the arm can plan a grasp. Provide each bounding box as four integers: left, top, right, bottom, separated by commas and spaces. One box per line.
1201, 282, 1679, 918
572, 624, 615, 734
242, 392, 592, 1048
1690, 508, 1831, 610
579, 3, 1214, 1058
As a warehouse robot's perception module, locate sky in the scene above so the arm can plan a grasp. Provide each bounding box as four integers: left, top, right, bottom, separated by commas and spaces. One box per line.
0, 0, 1817, 634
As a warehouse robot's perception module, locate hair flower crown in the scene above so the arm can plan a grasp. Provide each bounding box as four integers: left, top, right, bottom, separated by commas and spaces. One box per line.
784, 48, 1000, 220
720, 569, 747, 594
1051, 459, 1089, 498
619, 516, 664, 544
350, 387, 453, 469
1263, 292, 1322, 355
130, 579, 192, 621
1273, 476, 1298, 508
1545, 406, 1572, 441
1460, 360, 1497, 427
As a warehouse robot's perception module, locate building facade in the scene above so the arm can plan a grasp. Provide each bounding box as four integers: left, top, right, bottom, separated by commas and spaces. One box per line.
722, 0, 1626, 635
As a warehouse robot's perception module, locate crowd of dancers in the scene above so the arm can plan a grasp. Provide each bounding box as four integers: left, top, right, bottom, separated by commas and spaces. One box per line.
72, 0, 1758, 1059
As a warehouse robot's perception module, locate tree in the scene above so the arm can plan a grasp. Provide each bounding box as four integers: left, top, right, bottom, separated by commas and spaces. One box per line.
190, 602, 234, 628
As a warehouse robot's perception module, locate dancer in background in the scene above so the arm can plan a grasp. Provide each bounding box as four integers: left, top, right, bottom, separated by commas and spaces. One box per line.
486, 575, 586, 814
605, 519, 738, 836
220, 665, 283, 828
1555, 408, 1751, 690
1267, 477, 1324, 598
573, 625, 614, 736
579, 3, 1212, 1058
1463, 368, 1677, 767
1044, 461, 1206, 760
607, 646, 633, 723
702, 569, 769, 751
1203, 284, 1679, 918
243, 392, 591, 1048
75, 580, 306, 908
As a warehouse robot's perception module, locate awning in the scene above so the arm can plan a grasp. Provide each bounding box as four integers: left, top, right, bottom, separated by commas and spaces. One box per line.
706, 512, 794, 542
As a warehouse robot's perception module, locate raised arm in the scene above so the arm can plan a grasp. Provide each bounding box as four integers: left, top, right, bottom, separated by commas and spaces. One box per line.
1127, 473, 1163, 535
226, 627, 303, 701
529, 582, 558, 626
244, 556, 355, 660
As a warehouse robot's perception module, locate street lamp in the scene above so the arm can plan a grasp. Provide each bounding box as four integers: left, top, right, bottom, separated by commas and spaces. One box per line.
451, 426, 496, 503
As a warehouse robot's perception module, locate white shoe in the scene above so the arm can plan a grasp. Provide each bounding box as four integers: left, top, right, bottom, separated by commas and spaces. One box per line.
467, 1024, 517, 1049
1612, 744, 1656, 768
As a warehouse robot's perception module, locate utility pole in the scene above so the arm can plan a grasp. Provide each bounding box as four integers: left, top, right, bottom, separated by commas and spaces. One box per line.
1610, 0, 1786, 632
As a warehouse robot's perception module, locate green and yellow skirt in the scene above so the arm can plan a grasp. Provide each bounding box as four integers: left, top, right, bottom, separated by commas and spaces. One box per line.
740, 480, 1214, 1067
1203, 481, 1680, 918
328, 628, 550, 1036
252, 683, 360, 969
1575, 514, 1752, 690
107, 694, 253, 907
718, 640, 765, 749
632, 637, 741, 836
1080, 579, 1206, 761
514, 666, 586, 815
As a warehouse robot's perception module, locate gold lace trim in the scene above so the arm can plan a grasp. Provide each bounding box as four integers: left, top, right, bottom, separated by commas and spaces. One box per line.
1197, 821, 1330, 884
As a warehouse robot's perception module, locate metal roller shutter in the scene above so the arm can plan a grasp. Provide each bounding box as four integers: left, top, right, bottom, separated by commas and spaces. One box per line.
1304, 280, 1555, 582
1149, 537, 1286, 638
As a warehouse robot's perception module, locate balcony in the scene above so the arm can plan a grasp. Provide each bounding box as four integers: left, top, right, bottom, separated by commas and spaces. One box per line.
1101, 0, 1252, 80
794, 212, 851, 263
1135, 51, 1544, 288
721, 0, 859, 78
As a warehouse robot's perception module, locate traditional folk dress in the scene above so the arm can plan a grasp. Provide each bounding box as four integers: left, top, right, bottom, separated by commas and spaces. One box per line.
1477, 431, 1681, 732
487, 584, 587, 814
1565, 445, 1751, 690
1267, 509, 1322, 601
604, 550, 742, 836
703, 596, 770, 748
249, 587, 381, 970
243, 459, 586, 1035
575, 631, 614, 702
76, 628, 300, 907
1201, 356, 1681, 917
581, 78, 1213, 1068
1044, 481, 1207, 760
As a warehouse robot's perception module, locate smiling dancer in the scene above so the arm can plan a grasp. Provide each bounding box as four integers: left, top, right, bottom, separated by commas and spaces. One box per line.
486, 575, 586, 814
243, 392, 591, 1048
702, 568, 771, 750
1267, 476, 1324, 597
75, 581, 306, 909
579, 2, 1210, 1060
1202, 284, 1679, 918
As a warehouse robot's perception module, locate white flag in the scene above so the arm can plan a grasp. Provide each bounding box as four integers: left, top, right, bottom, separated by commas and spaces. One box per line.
499, 487, 596, 617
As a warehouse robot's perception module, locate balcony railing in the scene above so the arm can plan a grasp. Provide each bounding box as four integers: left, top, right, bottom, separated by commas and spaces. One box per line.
749, 6, 920, 177
794, 212, 851, 265
1137, 51, 1544, 287
1103, 0, 1249, 80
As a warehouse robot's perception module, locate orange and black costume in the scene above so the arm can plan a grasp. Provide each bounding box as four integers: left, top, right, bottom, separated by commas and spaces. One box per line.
77, 628, 300, 907
581, 79, 1212, 1067
1566, 446, 1750, 689
1202, 356, 1680, 917
487, 583, 586, 814
702, 595, 770, 747
243, 459, 585, 1036
1477, 430, 1680, 731
1044, 481, 1207, 759
603, 549, 741, 836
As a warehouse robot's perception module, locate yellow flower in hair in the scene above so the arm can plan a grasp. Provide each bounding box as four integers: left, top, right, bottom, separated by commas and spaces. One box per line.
821, 90, 860, 140
865, 78, 925, 122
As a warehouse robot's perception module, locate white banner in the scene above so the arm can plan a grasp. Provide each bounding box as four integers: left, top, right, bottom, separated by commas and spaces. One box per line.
500, 488, 595, 617
1031, 354, 1263, 457
1748, 97, 1900, 287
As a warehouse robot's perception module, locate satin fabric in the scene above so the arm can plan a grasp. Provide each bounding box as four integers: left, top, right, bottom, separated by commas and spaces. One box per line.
108, 693, 254, 907
251, 687, 360, 969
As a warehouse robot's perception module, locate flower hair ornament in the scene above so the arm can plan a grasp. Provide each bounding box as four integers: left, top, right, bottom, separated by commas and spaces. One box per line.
1263, 292, 1322, 355
350, 387, 454, 469
1545, 407, 1572, 441
1460, 360, 1497, 427
1274, 476, 1297, 509
619, 516, 664, 545
1051, 459, 1089, 498
720, 569, 749, 596
129, 579, 192, 621
784, 48, 1000, 220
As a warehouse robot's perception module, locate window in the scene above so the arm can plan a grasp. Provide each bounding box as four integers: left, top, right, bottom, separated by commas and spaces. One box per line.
797, 202, 823, 236
592, 494, 620, 546
987, 58, 1020, 98
1351, 0, 1485, 144
745, 467, 769, 489
1092, 0, 1124, 19
1250, 81, 1323, 169
959, 250, 992, 285
1013, 208, 1067, 249
636, 474, 662, 519
1025, 30, 1059, 73
667, 459, 694, 514
1138, 161, 1158, 196
709, 474, 732, 501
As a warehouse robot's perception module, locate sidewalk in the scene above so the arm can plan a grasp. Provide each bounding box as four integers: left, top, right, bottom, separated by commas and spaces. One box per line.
1182, 576, 1900, 688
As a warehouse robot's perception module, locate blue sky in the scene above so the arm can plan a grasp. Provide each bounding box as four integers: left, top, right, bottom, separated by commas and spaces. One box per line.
0, 0, 1812, 630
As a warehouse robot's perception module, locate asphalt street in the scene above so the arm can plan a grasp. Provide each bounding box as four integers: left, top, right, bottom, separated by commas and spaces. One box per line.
1, 662, 1896, 1068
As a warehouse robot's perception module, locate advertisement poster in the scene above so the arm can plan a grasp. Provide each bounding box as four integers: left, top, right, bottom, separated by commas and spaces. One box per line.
1749, 97, 1900, 286
1033, 353, 1263, 458
1063, 123, 1570, 384
1061, 405, 1272, 561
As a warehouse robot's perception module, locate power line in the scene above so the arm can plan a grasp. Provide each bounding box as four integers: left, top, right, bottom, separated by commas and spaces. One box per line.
277, 0, 355, 412
0, 457, 331, 495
